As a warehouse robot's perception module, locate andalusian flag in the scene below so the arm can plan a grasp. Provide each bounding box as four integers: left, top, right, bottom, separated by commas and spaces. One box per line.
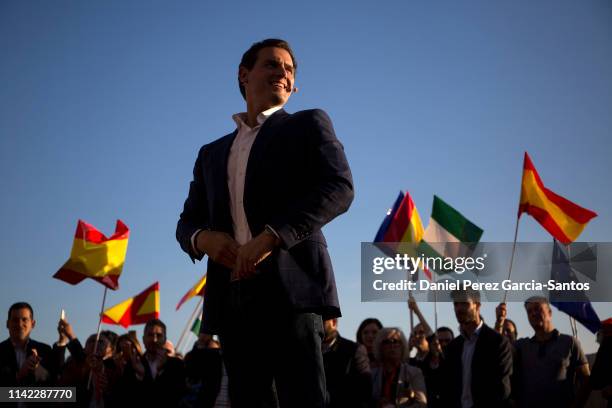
54, 220, 129, 290
101, 282, 160, 328
190, 310, 203, 335
419, 196, 483, 274
176, 274, 207, 310
519, 152, 597, 244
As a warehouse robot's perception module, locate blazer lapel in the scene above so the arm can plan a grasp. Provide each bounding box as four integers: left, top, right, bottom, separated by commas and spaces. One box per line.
243, 109, 288, 221
212, 130, 237, 234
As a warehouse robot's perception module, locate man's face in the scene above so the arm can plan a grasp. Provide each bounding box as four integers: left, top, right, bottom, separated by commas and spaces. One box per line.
453, 300, 480, 325
323, 318, 338, 342
143, 324, 166, 353
526, 301, 552, 331
239, 47, 295, 110
7, 307, 35, 343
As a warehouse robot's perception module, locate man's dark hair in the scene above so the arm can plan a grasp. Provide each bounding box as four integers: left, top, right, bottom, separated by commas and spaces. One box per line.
356, 317, 383, 345
8, 302, 34, 320
451, 288, 481, 303
144, 318, 167, 338
238, 38, 297, 99
436, 326, 455, 339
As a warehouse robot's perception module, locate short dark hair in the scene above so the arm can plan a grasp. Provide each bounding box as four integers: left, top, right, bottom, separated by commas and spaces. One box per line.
451, 288, 481, 303
436, 326, 455, 339
144, 318, 167, 338
8, 302, 34, 320
238, 38, 297, 99
356, 317, 383, 345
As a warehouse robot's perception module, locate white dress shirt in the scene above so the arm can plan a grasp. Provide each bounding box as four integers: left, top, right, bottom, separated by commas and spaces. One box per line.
460, 320, 483, 408
190, 105, 283, 251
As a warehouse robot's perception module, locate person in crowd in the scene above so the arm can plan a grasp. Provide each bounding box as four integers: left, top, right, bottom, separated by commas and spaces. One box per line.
371, 327, 427, 408
58, 332, 120, 407
0, 302, 56, 386
590, 318, 612, 408
139, 318, 186, 407
114, 332, 144, 377
407, 299, 445, 407
322, 318, 372, 408
440, 289, 513, 408
53, 316, 82, 376
495, 302, 518, 343
435, 326, 454, 354
183, 333, 230, 408
512, 296, 590, 408
356, 318, 383, 367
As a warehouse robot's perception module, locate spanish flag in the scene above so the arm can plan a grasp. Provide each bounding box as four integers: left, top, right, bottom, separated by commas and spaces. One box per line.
102, 282, 160, 328
54, 220, 129, 290
176, 274, 206, 311
519, 152, 597, 244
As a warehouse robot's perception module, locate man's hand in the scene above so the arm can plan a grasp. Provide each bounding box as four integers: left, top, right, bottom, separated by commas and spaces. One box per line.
196, 231, 239, 269
16, 349, 40, 380
232, 231, 280, 281
57, 319, 76, 346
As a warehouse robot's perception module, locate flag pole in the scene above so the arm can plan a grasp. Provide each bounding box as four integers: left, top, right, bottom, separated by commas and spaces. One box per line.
88, 286, 109, 390
564, 243, 580, 339
176, 296, 203, 353
503, 216, 521, 303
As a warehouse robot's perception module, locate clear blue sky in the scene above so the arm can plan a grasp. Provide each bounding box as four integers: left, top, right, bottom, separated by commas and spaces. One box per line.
1, 0, 611, 354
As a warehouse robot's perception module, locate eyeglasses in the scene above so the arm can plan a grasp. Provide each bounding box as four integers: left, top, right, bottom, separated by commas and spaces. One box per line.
382, 338, 401, 345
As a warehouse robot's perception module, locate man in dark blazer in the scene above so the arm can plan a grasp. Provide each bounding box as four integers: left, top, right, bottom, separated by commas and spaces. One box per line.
0, 302, 56, 386
322, 318, 372, 408
440, 289, 513, 408
176, 39, 354, 408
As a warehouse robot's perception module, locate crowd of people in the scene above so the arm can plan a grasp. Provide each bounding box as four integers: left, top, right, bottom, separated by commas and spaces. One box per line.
1, 292, 611, 407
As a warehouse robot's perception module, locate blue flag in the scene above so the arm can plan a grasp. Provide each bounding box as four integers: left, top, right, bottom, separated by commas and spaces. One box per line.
550, 240, 601, 334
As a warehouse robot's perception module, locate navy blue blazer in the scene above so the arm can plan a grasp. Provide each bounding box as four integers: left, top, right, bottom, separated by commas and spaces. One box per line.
440, 324, 513, 408
177, 108, 354, 333
0, 338, 57, 386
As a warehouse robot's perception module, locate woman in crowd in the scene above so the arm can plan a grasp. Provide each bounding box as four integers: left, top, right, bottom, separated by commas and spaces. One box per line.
371, 327, 427, 408
356, 318, 383, 368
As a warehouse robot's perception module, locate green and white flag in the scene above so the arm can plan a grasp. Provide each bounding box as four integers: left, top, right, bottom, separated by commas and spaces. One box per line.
191, 310, 202, 336
418, 195, 483, 274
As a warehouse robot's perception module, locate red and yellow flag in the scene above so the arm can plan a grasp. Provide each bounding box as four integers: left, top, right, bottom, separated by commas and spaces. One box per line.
102, 282, 160, 328
54, 220, 129, 290
176, 274, 206, 310
519, 152, 597, 244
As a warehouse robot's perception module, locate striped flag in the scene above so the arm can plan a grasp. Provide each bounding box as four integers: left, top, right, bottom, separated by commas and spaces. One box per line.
419, 196, 483, 275
176, 274, 207, 311
102, 282, 160, 328
374, 191, 424, 249
519, 152, 597, 244
191, 311, 202, 336
54, 220, 129, 290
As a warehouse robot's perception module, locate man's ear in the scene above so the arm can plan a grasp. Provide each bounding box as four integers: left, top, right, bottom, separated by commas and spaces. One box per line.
31, 319, 36, 330
238, 66, 249, 86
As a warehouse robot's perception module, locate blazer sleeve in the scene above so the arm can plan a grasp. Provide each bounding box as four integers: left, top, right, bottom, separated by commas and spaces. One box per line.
493, 333, 513, 404
176, 145, 211, 262
269, 109, 354, 249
